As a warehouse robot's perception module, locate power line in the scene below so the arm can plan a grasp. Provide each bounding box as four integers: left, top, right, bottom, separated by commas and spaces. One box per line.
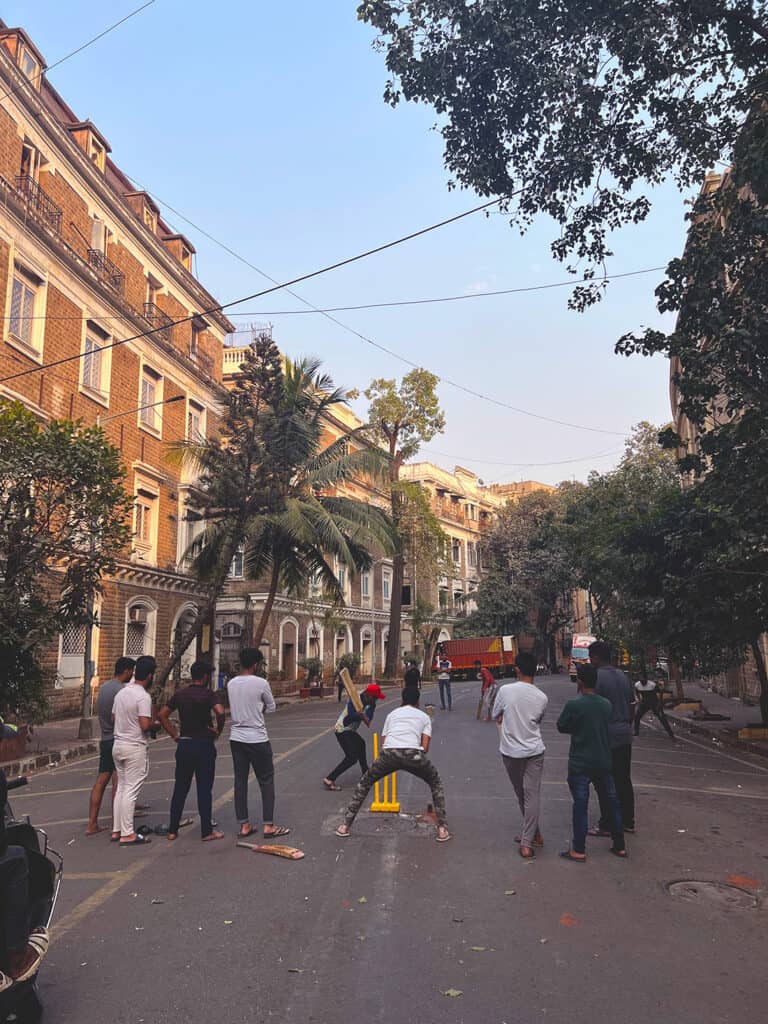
0, 2, 156, 106
421, 447, 624, 469
0, 192, 513, 386
122, 180, 628, 437
222, 267, 666, 321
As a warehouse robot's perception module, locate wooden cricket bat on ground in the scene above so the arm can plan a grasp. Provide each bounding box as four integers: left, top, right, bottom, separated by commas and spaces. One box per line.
236, 841, 305, 860
340, 668, 363, 711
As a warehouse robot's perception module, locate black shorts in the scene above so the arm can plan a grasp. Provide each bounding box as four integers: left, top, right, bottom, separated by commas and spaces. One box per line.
98, 739, 116, 775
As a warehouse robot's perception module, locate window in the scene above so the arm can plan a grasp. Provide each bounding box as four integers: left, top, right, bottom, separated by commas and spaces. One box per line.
125, 602, 156, 657
19, 46, 40, 85
337, 564, 347, 592
229, 544, 245, 579
361, 572, 370, 599
190, 323, 201, 361
451, 538, 461, 564
187, 399, 204, 441
90, 216, 108, 252
81, 323, 109, 399
139, 366, 163, 433
439, 588, 449, 610
89, 137, 105, 172
133, 479, 159, 564
383, 569, 392, 602
222, 622, 243, 638
467, 542, 478, 569
20, 142, 40, 181
181, 245, 192, 271
143, 204, 157, 232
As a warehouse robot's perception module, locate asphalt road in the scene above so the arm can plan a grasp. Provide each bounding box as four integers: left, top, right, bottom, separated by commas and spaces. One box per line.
9, 676, 768, 1024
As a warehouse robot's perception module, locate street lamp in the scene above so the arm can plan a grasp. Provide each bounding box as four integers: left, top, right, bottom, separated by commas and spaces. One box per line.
77, 394, 185, 739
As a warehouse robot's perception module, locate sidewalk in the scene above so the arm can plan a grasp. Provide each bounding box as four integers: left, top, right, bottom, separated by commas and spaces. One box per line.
666, 680, 768, 759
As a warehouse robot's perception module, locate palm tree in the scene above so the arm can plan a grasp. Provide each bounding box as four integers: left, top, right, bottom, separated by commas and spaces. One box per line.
156, 334, 394, 692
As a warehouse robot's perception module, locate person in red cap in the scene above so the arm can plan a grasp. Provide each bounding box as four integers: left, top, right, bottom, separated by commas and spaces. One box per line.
323, 684, 386, 790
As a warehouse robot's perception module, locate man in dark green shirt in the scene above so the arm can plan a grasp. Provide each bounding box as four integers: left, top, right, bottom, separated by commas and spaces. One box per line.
556, 665, 626, 862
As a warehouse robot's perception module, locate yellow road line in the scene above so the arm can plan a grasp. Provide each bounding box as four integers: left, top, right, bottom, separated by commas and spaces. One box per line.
51, 726, 330, 940
65, 872, 122, 880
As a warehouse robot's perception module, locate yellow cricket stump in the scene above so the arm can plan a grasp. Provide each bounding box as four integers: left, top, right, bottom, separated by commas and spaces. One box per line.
370, 732, 400, 812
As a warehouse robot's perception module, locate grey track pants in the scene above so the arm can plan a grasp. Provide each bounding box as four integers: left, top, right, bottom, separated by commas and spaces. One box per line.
502, 752, 544, 847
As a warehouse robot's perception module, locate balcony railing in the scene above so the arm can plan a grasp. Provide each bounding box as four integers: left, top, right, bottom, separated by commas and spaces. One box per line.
87, 249, 125, 295
16, 176, 62, 235
142, 301, 174, 342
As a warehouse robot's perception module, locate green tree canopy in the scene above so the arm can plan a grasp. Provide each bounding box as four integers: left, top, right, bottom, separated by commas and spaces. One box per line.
0, 401, 130, 719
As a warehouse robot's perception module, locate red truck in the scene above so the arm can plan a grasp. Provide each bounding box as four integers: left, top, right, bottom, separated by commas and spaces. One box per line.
433, 635, 519, 680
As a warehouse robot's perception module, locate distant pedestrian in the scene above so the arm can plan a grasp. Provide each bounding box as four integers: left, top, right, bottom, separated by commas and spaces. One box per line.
335, 687, 450, 842
437, 655, 452, 711
111, 656, 157, 847
322, 684, 386, 790
335, 666, 345, 703
589, 641, 636, 834
475, 660, 497, 720
158, 661, 226, 842
228, 648, 290, 840
403, 660, 421, 691
86, 656, 135, 835
557, 664, 626, 862
634, 674, 675, 740
493, 652, 548, 858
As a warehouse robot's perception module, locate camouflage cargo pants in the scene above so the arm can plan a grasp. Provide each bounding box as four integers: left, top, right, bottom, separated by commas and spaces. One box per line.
343, 748, 447, 827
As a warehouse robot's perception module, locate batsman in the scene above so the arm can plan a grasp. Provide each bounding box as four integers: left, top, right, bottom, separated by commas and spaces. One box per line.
323, 682, 386, 790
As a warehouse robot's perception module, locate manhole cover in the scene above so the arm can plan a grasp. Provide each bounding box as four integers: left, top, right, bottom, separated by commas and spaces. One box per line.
667, 880, 759, 909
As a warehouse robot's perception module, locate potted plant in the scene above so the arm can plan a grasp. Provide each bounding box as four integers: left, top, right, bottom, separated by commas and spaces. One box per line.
299, 656, 324, 696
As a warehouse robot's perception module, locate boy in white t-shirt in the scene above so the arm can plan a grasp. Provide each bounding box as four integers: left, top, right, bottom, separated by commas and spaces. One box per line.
335, 688, 451, 842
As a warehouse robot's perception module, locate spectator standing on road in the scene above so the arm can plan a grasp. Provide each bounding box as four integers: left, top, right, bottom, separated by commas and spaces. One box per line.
335, 687, 451, 842
158, 661, 226, 842
492, 652, 548, 859
228, 648, 291, 840
634, 674, 675, 740
322, 684, 386, 790
437, 655, 452, 711
557, 665, 626, 862
476, 660, 497, 721
589, 641, 636, 834
403, 660, 421, 691
85, 657, 135, 835
111, 656, 157, 847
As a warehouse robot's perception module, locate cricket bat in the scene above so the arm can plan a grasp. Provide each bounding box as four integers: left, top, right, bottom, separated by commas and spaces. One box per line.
236, 841, 305, 860
340, 668, 363, 712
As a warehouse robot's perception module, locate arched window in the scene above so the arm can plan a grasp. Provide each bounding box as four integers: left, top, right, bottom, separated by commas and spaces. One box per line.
222, 622, 243, 638
124, 599, 157, 657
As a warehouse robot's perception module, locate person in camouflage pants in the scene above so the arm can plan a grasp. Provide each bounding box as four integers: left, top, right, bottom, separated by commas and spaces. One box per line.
336, 688, 450, 842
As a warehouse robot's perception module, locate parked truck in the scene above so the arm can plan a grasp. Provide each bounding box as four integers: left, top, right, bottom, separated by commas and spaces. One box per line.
569, 633, 597, 681
433, 635, 518, 680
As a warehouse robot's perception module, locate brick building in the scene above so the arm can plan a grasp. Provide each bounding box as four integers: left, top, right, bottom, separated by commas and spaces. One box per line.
0, 23, 234, 715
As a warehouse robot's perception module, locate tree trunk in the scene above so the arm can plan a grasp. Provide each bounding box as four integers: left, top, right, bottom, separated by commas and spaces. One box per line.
385, 550, 405, 679
252, 561, 282, 650
749, 638, 768, 724
422, 626, 441, 681
669, 657, 684, 701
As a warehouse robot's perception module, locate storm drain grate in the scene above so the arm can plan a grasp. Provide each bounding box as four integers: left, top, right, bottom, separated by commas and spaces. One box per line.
666, 880, 759, 910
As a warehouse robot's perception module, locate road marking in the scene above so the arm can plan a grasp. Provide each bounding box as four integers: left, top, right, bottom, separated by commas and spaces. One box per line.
65, 871, 122, 880
50, 726, 330, 939
537, 780, 768, 800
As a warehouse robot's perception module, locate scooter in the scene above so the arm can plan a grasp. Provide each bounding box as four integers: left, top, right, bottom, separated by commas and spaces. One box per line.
1, 777, 63, 1024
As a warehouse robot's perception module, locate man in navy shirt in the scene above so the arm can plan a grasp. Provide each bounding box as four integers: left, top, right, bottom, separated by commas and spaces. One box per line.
323, 684, 385, 790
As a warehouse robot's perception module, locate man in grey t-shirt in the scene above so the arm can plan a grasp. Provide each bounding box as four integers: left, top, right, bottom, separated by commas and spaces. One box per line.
589, 642, 636, 833
86, 657, 135, 835
227, 648, 290, 841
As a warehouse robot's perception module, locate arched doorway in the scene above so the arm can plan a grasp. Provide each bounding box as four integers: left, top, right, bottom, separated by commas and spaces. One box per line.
171, 603, 199, 686
279, 617, 299, 681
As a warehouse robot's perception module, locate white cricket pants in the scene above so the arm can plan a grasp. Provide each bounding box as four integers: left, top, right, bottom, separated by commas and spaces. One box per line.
112, 741, 149, 838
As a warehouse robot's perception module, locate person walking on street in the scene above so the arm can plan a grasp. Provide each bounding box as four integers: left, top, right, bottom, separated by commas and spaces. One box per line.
557, 665, 626, 862
158, 661, 226, 842
323, 684, 386, 790
476, 660, 497, 720
437, 655, 452, 711
634, 673, 675, 740
589, 641, 636, 834
111, 656, 157, 847
85, 657, 135, 835
403, 660, 421, 691
335, 687, 451, 842
492, 652, 548, 859
228, 648, 290, 840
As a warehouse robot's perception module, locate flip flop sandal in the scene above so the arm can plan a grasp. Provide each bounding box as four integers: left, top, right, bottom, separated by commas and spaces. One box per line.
587, 827, 612, 837
263, 826, 291, 838
435, 829, 452, 843
335, 826, 350, 837
519, 846, 535, 859
559, 850, 586, 863
610, 847, 628, 858
110, 834, 121, 843
119, 835, 151, 846
323, 781, 342, 791
27, 929, 49, 957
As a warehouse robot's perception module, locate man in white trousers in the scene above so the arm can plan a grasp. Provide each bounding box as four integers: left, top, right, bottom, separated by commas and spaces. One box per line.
111, 656, 156, 847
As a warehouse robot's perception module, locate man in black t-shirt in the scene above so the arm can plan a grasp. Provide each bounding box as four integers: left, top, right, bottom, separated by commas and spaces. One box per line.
158, 662, 225, 841
403, 660, 421, 691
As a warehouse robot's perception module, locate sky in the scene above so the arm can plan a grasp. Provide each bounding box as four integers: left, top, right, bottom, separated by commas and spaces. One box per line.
7, 0, 693, 485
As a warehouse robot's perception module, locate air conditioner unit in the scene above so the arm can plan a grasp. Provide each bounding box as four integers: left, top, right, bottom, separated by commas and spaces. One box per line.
129, 606, 148, 624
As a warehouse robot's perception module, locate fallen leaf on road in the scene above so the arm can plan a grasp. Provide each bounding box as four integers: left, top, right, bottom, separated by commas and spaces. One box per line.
470, 946, 487, 952
151, 899, 164, 905
443, 989, 463, 998
357, 896, 367, 903
727, 874, 760, 890
559, 913, 578, 928
504, 890, 516, 896
288, 968, 304, 974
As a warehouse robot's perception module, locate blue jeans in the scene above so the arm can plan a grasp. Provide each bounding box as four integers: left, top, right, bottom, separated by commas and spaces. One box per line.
567, 772, 624, 854
169, 738, 217, 837
438, 678, 452, 709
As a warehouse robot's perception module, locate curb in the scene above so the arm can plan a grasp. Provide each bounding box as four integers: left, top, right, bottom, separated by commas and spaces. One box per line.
1, 740, 99, 779
668, 714, 768, 761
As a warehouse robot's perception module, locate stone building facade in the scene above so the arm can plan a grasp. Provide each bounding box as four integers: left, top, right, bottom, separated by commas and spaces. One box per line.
0, 23, 233, 715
